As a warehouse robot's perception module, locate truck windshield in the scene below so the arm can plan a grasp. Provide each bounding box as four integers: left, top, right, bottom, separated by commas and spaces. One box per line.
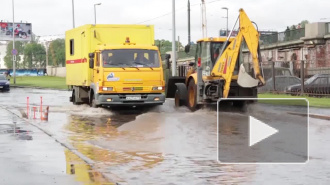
102, 49, 160, 68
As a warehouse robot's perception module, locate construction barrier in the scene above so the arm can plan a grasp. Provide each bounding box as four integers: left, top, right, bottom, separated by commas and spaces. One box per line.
26, 96, 49, 121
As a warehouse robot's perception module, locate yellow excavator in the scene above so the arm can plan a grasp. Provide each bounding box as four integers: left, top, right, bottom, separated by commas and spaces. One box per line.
166, 9, 266, 111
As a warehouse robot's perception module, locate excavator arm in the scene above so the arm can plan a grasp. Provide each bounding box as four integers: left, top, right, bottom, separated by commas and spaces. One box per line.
211, 9, 265, 98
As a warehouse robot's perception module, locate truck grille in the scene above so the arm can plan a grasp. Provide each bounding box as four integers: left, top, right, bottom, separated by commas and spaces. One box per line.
122, 87, 143, 91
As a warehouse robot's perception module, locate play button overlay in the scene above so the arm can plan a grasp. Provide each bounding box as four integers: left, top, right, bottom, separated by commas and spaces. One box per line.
249, 116, 278, 147
217, 98, 308, 164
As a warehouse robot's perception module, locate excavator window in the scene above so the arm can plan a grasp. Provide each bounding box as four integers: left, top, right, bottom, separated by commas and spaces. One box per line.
210, 42, 224, 66
200, 42, 212, 76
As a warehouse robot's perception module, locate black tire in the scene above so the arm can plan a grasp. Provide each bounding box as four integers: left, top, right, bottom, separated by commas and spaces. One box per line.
187, 79, 199, 112
72, 90, 78, 105
175, 90, 183, 107
90, 93, 98, 108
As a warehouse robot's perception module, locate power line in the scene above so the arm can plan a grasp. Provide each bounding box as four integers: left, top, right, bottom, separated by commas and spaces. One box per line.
136, 0, 223, 24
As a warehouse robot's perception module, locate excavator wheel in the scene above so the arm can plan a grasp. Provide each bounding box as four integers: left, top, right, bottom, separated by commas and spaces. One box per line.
174, 83, 188, 107
187, 79, 199, 112
174, 90, 182, 107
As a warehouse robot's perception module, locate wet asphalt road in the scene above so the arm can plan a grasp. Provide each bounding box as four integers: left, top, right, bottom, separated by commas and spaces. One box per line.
0, 88, 330, 184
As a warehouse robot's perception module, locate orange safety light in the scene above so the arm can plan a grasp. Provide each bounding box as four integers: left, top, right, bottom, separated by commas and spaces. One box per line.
125, 37, 130, 43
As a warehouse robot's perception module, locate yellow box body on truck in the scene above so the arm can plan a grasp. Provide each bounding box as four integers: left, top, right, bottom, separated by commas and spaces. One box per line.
65, 24, 165, 107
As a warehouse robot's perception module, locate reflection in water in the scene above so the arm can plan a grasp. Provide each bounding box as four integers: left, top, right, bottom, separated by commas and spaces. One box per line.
65, 109, 258, 184
65, 149, 114, 185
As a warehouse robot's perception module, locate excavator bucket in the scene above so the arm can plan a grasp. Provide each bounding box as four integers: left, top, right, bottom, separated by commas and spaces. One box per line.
237, 64, 259, 88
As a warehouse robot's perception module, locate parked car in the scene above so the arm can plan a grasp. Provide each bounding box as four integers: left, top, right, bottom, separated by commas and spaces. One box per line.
286, 74, 330, 95
262, 67, 293, 81
0, 74, 10, 91
258, 76, 301, 93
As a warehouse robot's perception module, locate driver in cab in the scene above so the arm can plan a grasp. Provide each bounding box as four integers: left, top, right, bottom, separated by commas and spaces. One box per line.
134, 53, 149, 64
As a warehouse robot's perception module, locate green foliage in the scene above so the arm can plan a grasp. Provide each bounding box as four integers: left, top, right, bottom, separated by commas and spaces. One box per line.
300, 20, 309, 28
48, 39, 65, 67
4, 41, 24, 68
10, 76, 67, 90
258, 93, 330, 108
155, 39, 184, 55
23, 42, 46, 68
155, 39, 196, 60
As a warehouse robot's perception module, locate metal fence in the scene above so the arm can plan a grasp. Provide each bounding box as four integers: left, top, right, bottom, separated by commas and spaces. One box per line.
165, 59, 330, 97
258, 60, 330, 97
260, 28, 305, 46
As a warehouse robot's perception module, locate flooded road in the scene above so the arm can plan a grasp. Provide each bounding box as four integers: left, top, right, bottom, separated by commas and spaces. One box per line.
1, 88, 330, 184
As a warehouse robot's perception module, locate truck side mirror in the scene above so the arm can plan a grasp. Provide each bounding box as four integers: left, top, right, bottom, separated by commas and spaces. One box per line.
89, 53, 95, 58
89, 59, 94, 68
165, 54, 171, 69
185, 44, 190, 53
165, 54, 171, 60
188, 62, 195, 67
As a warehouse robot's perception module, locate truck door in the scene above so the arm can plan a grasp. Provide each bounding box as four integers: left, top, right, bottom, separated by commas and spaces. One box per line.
93, 52, 101, 83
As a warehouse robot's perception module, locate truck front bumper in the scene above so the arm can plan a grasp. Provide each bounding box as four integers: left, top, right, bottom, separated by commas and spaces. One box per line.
95, 93, 165, 106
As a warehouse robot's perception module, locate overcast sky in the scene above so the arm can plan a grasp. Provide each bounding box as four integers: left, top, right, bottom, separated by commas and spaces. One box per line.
1, 0, 330, 44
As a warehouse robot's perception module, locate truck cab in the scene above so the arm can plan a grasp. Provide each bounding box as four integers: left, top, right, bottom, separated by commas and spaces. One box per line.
89, 44, 165, 107
66, 24, 165, 107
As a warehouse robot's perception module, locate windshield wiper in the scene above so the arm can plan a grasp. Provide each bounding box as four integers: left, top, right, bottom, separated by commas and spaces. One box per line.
129, 67, 140, 70
133, 62, 154, 70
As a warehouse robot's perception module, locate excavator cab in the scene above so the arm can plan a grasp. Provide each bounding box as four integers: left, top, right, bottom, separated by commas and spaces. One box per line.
167, 8, 266, 111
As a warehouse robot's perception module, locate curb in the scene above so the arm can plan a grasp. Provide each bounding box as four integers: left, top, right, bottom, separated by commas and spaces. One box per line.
287, 111, 330, 120
11, 85, 70, 92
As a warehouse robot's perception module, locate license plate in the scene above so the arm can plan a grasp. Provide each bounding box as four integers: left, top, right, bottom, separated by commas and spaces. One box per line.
0, 86, 3, 88
126, 96, 141, 100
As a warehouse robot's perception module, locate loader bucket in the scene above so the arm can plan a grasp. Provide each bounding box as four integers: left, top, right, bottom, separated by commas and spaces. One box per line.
237, 64, 259, 88
166, 76, 186, 98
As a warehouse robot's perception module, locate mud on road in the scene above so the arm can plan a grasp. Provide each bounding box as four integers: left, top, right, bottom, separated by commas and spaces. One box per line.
1, 88, 330, 184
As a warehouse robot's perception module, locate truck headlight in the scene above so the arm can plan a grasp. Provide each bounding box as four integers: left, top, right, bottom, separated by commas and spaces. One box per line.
102, 87, 113, 91
152, 86, 164, 90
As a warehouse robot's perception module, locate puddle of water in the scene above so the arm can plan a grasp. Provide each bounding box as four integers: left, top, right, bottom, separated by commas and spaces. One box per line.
65, 149, 115, 185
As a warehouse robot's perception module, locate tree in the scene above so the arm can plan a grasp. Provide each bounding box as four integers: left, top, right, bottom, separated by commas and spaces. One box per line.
300, 20, 309, 28
23, 43, 46, 68
155, 39, 183, 55
48, 39, 65, 67
4, 41, 24, 69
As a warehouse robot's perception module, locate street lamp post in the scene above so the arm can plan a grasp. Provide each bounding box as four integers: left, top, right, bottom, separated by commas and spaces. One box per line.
72, 0, 75, 28
172, 0, 176, 76
94, 3, 101, 25
222, 7, 228, 37
12, 0, 16, 84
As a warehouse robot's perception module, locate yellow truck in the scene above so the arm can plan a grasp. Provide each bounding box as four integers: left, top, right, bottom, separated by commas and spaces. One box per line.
66, 25, 165, 107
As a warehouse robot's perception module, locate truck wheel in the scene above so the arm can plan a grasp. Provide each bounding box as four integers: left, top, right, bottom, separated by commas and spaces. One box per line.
72, 91, 78, 105
187, 79, 199, 111
90, 93, 98, 108
175, 90, 182, 107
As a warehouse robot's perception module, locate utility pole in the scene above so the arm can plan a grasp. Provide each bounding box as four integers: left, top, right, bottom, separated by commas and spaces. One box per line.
12, 0, 16, 84
172, 0, 177, 76
72, 0, 75, 28
201, 0, 207, 38
188, 0, 191, 45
